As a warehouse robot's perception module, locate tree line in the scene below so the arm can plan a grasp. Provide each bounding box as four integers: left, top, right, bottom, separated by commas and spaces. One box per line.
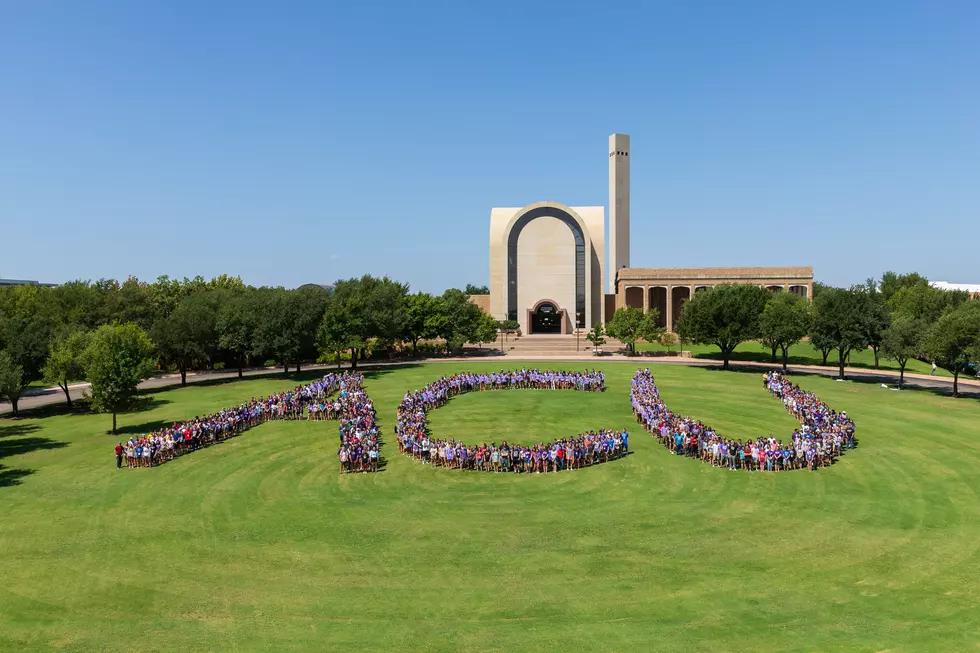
596, 270, 980, 396
0, 275, 499, 427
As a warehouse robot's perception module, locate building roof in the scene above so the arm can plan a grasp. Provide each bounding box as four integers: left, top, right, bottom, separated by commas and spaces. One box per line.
617, 266, 813, 282
0, 278, 58, 287
931, 281, 980, 293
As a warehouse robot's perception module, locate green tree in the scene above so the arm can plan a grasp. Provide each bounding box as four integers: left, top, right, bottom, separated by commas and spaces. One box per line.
402, 292, 439, 355
49, 280, 106, 331
657, 331, 679, 353
474, 313, 500, 348
292, 285, 331, 372
889, 282, 970, 324
859, 289, 891, 369
758, 292, 811, 372
42, 330, 92, 408
253, 287, 303, 373
152, 291, 219, 385
809, 287, 869, 380
0, 283, 56, 402
318, 276, 409, 368
878, 271, 928, 303
0, 350, 24, 416
606, 307, 662, 355
925, 302, 980, 398
464, 284, 490, 295
431, 288, 484, 353
116, 276, 157, 331
319, 286, 366, 370
216, 290, 257, 378
84, 323, 157, 434
676, 284, 769, 370
881, 315, 927, 389
586, 323, 606, 349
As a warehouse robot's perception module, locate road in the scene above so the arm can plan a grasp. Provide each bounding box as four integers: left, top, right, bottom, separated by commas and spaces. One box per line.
2, 355, 977, 416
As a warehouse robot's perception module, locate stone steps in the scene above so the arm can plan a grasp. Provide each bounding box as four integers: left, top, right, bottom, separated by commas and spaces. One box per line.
498, 335, 625, 357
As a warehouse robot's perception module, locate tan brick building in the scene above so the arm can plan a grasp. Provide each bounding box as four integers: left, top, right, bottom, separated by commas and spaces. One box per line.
615, 266, 813, 331
486, 134, 813, 335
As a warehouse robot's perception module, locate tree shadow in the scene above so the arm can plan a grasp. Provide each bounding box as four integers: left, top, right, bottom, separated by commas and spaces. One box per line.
0, 464, 35, 487
0, 436, 69, 461
782, 369, 980, 400
0, 423, 41, 439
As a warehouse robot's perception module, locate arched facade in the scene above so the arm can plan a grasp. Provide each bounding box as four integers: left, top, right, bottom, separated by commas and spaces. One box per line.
489, 201, 605, 335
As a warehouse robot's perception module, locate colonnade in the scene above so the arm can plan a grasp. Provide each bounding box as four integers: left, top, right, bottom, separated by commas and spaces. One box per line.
621, 283, 810, 332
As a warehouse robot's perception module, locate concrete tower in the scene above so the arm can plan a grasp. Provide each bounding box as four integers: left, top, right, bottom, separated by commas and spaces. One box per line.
608, 133, 630, 293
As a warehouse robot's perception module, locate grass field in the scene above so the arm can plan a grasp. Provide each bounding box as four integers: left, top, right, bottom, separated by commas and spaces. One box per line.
2, 362, 980, 651
633, 340, 954, 377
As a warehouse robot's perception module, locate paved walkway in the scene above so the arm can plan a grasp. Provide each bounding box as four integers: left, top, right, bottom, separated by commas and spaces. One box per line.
2, 354, 977, 416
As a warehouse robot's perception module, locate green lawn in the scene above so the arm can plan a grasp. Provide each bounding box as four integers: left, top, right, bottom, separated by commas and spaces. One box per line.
634, 339, 952, 376
2, 362, 980, 651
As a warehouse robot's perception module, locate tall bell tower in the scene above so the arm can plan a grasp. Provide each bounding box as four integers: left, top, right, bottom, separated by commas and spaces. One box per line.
608, 133, 630, 293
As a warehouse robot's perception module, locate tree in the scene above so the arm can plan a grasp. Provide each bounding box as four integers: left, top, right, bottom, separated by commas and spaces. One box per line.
881, 315, 926, 388
252, 287, 303, 374
859, 290, 891, 369
0, 350, 24, 416
758, 292, 811, 372
606, 307, 662, 355
42, 330, 92, 407
84, 323, 157, 434
0, 283, 56, 405
152, 291, 219, 385
676, 284, 769, 370
318, 276, 408, 368
474, 313, 500, 348
292, 285, 331, 372
402, 292, 439, 355
889, 282, 970, 324
216, 291, 257, 378
809, 287, 869, 380
925, 303, 980, 398
658, 331, 679, 353
431, 288, 484, 353
879, 271, 928, 303
319, 286, 366, 370
464, 284, 489, 295
586, 323, 606, 349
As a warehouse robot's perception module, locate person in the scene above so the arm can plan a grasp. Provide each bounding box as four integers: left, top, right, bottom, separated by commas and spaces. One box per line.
931, 362, 938, 376
114, 442, 123, 469
394, 370, 626, 473
631, 368, 855, 472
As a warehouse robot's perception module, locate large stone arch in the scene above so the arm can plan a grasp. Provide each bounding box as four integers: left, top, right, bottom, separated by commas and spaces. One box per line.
502, 202, 593, 330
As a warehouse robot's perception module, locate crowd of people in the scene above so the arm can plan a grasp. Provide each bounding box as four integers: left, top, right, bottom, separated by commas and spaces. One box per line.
631, 369, 856, 472
112, 372, 381, 471
333, 374, 382, 473
394, 369, 630, 473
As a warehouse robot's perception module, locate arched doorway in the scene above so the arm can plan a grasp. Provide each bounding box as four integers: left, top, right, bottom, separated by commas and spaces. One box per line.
506, 206, 586, 329
530, 301, 564, 334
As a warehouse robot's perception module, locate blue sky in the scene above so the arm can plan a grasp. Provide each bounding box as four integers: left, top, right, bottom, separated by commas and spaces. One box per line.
2, 1, 978, 292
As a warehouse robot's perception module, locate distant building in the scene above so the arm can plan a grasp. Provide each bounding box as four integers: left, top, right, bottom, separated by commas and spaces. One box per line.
0, 278, 58, 288
486, 133, 813, 334
931, 281, 980, 299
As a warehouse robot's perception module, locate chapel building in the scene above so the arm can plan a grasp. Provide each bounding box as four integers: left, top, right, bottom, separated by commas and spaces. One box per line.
484, 134, 813, 334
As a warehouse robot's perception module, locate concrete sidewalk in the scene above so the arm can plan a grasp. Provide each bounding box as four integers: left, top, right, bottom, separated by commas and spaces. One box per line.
2, 354, 977, 416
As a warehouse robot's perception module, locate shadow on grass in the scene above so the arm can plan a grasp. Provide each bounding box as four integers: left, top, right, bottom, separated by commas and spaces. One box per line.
0, 436, 69, 460
703, 363, 980, 400
0, 464, 35, 487
0, 423, 41, 439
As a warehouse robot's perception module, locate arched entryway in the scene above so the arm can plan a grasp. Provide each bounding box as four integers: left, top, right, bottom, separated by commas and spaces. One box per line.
527, 300, 567, 334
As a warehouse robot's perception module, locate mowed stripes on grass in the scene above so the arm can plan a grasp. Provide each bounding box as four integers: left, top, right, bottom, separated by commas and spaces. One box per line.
1, 362, 979, 652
